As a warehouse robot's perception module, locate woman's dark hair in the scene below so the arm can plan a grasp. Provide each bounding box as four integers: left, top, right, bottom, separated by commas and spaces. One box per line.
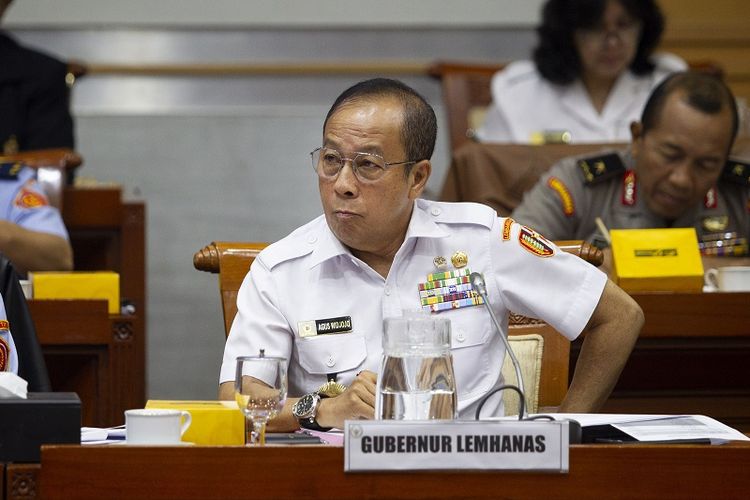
533, 0, 665, 85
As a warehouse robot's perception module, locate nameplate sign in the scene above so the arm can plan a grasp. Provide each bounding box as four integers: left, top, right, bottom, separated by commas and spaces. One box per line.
344, 420, 569, 472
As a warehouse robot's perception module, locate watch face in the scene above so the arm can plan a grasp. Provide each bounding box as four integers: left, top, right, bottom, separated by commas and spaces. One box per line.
293, 394, 316, 418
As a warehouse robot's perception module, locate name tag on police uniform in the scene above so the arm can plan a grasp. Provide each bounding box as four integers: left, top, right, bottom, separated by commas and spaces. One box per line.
298, 316, 353, 338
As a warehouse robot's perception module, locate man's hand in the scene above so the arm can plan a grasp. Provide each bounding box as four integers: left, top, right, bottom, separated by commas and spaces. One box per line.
316, 370, 377, 429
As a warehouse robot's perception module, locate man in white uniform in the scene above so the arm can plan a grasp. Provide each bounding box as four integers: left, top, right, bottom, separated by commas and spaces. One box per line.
219, 79, 643, 431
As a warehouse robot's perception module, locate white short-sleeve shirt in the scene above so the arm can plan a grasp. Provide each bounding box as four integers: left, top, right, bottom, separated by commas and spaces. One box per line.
476, 53, 687, 144
220, 199, 607, 418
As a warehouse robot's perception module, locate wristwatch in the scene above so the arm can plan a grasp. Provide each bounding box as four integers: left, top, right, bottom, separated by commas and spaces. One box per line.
292, 392, 331, 431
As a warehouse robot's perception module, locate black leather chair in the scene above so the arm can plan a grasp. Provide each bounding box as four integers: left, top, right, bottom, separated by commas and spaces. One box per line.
0, 253, 51, 391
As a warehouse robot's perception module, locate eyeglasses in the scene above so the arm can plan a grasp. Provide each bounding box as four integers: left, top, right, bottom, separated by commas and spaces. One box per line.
576, 20, 642, 46
310, 147, 416, 183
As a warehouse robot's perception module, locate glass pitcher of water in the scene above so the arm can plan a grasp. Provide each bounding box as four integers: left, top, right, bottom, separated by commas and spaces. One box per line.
375, 314, 457, 420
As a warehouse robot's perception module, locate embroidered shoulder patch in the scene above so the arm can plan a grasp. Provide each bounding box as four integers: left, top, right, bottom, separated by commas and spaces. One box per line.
519, 226, 554, 257
14, 185, 48, 209
502, 217, 514, 241
0, 162, 23, 180
722, 159, 750, 187
547, 177, 575, 216
578, 153, 626, 185
0, 337, 8, 371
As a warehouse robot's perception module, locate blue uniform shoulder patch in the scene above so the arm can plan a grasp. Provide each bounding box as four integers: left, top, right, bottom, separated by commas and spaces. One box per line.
577, 153, 626, 185
0, 162, 23, 181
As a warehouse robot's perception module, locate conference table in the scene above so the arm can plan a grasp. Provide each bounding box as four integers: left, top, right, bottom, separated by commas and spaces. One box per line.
34, 442, 750, 499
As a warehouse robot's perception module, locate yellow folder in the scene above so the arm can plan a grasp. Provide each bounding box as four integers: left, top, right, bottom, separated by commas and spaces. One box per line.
611, 228, 704, 292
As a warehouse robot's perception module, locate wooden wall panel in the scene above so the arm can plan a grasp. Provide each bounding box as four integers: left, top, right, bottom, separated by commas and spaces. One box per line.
659, 0, 750, 101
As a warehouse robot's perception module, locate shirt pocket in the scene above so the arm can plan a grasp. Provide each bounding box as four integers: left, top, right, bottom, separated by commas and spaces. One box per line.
443, 307, 495, 401
296, 332, 367, 375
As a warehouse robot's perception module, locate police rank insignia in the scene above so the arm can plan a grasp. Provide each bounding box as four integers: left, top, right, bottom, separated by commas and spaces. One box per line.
721, 159, 750, 186
578, 153, 626, 185
418, 267, 483, 313
0, 162, 22, 180
519, 226, 555, 257
547, 177, 575, 216
297, 316, 352, 338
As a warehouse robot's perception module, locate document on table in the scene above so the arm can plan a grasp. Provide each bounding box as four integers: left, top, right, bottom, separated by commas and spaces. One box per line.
548, 414, 750, 444
81, 425, 126, 445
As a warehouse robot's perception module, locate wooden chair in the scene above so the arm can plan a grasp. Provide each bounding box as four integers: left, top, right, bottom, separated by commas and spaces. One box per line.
428, 59, 725, 152
195, 240, 602, 411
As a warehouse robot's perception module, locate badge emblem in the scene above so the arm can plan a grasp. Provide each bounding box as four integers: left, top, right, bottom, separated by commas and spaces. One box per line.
450, 251, 468, 269
518, 226, 555, 257
547, 177, 575, 216
702, 216, 729, 232
14, 186, 48, 209
502, 217, 514, 241
0, 337, 8, 372
433, 256, 448, 270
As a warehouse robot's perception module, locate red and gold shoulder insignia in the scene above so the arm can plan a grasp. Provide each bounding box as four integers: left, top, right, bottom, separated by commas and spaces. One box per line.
621, 170, 636, 206
14, 186, 49, 209
704, 187, 718, 209
0, 320, 9, 331
577, 152, 626, 185
547, 177, 575, 216
501, 217, 514, 241
0, 337, 8, 372
519, 226, 554, 257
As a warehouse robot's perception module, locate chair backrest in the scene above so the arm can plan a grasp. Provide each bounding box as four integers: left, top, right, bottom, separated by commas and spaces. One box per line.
194, 240, 600, 409
428, 59, 726, 152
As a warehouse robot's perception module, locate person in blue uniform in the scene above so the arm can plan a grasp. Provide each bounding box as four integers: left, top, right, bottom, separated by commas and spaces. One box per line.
0, 162, 72, 273
0, 0, 74, 155
219, 78, 644, 431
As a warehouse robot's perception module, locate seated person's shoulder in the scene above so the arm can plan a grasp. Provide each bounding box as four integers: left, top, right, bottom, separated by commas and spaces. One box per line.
567, 149, 628, 186
651, 52, 688, 73
256, 216, 325, 270
418, 199, 497, 229
491, 60, 541, 92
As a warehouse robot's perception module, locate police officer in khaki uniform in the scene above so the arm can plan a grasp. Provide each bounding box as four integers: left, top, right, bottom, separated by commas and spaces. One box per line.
513, 72, 748, 255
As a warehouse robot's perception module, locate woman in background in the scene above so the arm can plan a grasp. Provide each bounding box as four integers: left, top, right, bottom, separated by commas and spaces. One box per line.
476, 0, 686, 144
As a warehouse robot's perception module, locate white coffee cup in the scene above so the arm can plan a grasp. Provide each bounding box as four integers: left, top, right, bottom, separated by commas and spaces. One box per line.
704, 266, 750, 292
125, 409, 192, 444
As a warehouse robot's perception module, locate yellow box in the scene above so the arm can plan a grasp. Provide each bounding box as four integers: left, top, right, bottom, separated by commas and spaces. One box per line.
29, 271, 120, 314
611, 228, 704, 292
145, 400, 244, 445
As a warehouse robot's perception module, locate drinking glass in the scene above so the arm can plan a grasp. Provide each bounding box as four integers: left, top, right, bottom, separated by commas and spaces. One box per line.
235, 353, 287, 445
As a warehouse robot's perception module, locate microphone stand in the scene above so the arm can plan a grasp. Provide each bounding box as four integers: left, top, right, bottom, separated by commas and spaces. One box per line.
470, 272, 528, 419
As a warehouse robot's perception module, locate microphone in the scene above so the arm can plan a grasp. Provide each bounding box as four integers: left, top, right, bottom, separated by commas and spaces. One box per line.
469, 272, 528, 419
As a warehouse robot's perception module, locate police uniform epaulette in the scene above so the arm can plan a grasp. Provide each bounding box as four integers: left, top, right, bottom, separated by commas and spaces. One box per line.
721, 158, 750, 187
577, 153, 626, 185
0, 162, 23, 180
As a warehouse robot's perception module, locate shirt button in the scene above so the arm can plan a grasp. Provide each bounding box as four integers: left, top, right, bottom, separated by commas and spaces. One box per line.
384, 286, 392, 296
456, 331, 466, 343
431, 207, 442, 216
307, 235, 317, 244
325, 356, 335, 367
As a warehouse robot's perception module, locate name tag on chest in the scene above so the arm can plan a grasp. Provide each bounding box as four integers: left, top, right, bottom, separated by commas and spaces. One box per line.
298, 316, 353, 338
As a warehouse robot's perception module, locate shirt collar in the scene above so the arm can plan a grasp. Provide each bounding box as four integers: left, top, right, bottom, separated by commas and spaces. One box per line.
306, 200, 449, 269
